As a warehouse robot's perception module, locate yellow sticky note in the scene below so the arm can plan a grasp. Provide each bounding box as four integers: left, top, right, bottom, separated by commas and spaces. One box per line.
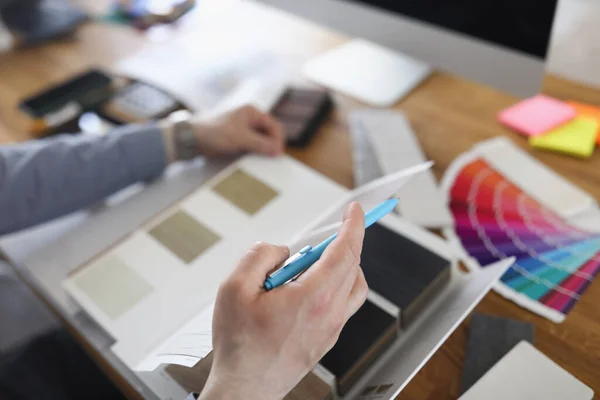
566, 100, 600, 146
530, 117, 598, 159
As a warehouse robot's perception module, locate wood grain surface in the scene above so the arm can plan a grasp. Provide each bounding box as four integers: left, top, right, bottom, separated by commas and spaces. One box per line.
1, 0, 599, 398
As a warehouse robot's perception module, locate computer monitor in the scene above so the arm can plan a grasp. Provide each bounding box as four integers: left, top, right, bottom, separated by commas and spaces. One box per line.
254, 0, 559, 104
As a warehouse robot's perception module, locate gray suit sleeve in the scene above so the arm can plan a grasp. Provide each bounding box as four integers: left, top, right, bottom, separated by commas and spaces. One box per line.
0, 124, 168, 235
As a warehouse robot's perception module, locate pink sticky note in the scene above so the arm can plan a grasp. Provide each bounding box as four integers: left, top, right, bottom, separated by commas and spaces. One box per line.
497, 95, 576, 137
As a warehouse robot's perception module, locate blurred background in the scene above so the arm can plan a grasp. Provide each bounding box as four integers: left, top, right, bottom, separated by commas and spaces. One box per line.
0, 1, 600, 398
547, 0, 600, 88
1, 0, 600, 357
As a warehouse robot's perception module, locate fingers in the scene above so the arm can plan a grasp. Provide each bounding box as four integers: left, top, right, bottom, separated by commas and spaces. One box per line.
330, 252, 368, 324
344, 267, 368, 320
243, 130, 282, 157
321, 260, 368, 356
232, 242, 290, 292
248, 107, 285, 141
244, 106, 285, 156
296, 202, 365, 292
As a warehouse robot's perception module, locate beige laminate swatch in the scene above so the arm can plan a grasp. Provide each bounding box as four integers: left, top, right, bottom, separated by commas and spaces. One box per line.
212, 168, 279, 215
73, 255, 153, 320
150, 210, 221, 264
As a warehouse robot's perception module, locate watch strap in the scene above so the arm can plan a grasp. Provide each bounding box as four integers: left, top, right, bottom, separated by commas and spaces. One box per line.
172, 114, 199, 161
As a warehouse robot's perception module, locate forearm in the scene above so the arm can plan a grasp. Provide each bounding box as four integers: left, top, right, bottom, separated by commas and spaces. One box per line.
0, 124, 168, 235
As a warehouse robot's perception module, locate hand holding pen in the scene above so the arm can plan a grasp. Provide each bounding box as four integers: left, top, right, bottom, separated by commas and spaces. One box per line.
265, 198, 398, 291
201, 202, 368, 400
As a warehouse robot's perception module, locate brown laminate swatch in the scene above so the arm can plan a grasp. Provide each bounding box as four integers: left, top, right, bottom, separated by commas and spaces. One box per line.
149, 210, 221, 264
212, 168, 279, 215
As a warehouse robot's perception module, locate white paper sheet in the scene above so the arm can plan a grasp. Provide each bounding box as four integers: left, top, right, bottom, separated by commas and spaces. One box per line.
134, 303, 215, 371
114, 36, 288, 112
207, 77, 287, 115
296, 162, 433, 241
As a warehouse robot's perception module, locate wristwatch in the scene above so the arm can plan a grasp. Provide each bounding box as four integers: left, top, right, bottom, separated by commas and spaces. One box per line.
168, 110, 199, 161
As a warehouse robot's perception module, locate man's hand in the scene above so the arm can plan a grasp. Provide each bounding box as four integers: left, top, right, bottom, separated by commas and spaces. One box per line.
193, 105, 285, 157
200, 202, 369, 400
161, 105, 285, 162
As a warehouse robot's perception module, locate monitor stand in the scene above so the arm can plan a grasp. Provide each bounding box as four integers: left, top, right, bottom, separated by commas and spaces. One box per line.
303, 39, 431, 107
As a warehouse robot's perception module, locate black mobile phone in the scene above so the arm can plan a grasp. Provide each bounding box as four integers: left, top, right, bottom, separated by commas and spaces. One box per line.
19, 69, 114, 118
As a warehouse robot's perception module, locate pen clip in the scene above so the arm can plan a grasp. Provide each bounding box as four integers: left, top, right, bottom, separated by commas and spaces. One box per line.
268, 245, 312, 279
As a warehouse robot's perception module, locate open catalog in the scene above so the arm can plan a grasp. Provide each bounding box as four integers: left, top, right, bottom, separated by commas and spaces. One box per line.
60, 155, 513, 399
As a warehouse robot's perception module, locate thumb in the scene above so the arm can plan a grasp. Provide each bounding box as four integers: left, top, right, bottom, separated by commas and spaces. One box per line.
233, 242, 290, 291
243, 130, 278, 156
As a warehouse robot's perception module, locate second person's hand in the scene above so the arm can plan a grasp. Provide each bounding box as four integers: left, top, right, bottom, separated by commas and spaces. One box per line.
161, 105, 285, 162
192, 105, 285, 157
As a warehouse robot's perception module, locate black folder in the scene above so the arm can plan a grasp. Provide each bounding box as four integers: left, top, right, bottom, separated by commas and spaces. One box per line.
361, 223, 451, 327
319, 299, 398, 395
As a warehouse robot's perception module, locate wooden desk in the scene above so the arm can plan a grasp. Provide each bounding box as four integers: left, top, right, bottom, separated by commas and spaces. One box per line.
1, 1, 599, 398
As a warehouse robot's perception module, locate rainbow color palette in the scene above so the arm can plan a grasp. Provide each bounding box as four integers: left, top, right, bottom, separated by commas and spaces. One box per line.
442, 138, 600, 323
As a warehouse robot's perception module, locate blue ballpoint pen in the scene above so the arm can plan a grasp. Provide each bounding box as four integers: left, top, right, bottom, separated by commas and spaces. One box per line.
264, 198, 399, 291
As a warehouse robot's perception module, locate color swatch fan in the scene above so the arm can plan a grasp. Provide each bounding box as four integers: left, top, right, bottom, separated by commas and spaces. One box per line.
441, 138, 600, 323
